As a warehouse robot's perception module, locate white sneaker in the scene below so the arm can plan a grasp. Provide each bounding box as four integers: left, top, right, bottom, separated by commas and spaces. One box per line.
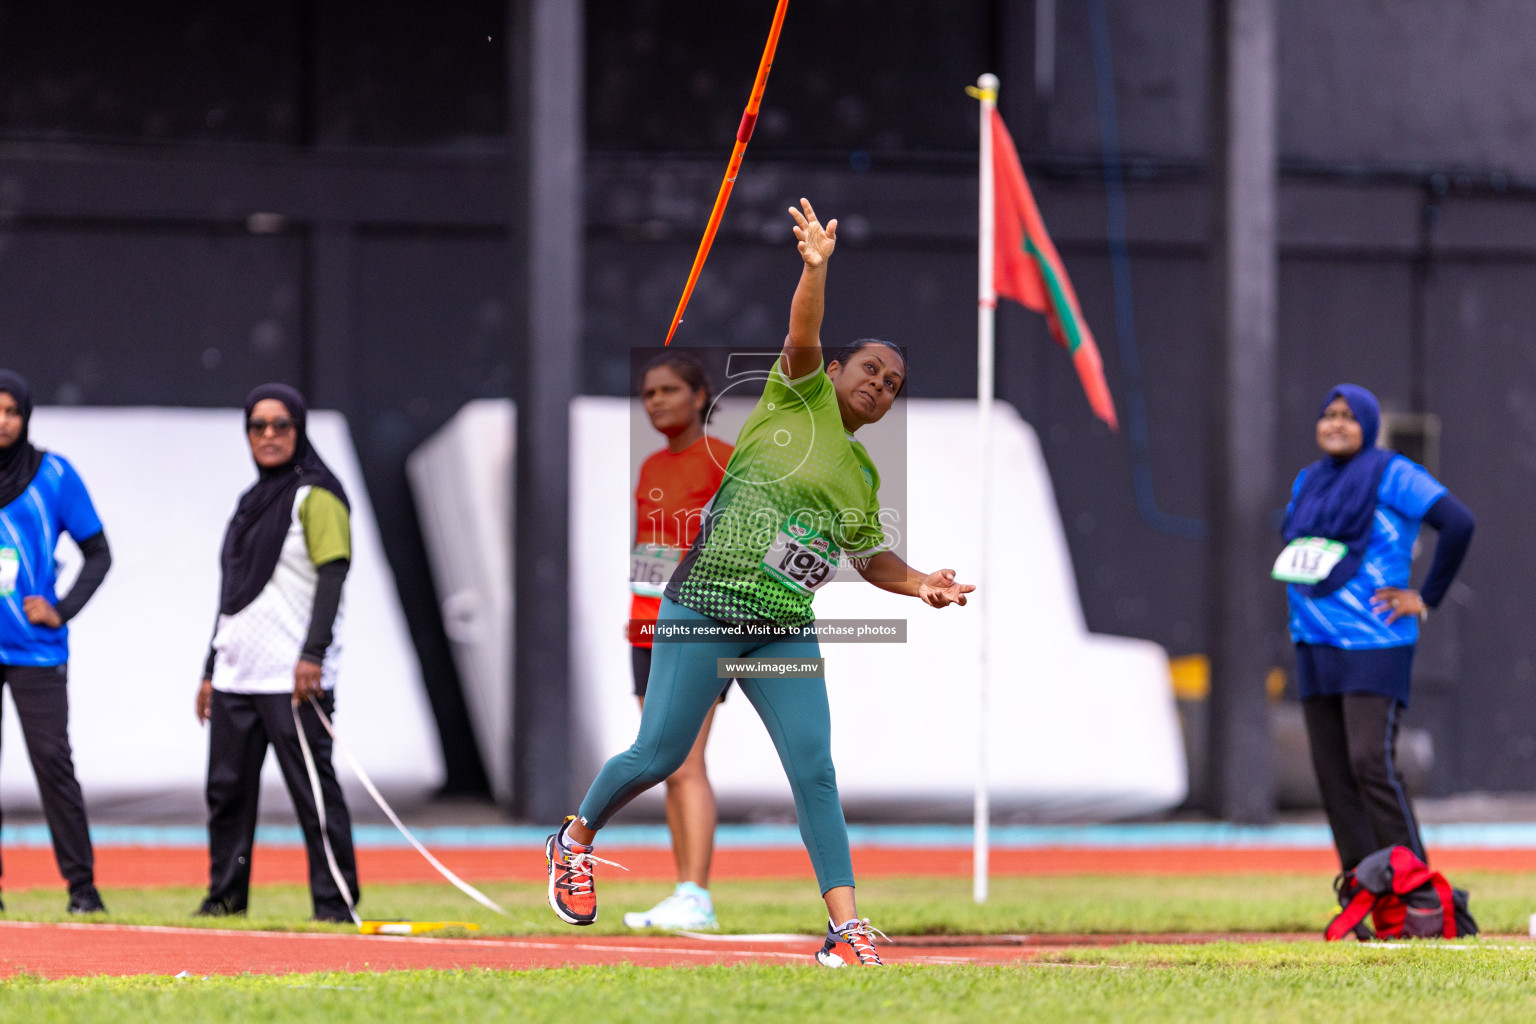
623, 883, 719, 930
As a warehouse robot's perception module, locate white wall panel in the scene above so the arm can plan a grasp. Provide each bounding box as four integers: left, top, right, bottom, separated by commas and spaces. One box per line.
1, 408, 444, 811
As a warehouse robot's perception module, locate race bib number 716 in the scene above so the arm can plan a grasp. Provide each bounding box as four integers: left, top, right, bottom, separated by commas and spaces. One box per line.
630, 544, 682, 597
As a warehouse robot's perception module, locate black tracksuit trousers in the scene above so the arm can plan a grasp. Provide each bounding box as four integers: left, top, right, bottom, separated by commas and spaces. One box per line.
1302, 692, 1427, 872
0, 663, 96, 891
204, 689, 359, 919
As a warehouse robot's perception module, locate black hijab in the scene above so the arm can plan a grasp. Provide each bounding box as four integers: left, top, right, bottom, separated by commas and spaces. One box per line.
0, 370, 45, 510
218, 383, 350, 615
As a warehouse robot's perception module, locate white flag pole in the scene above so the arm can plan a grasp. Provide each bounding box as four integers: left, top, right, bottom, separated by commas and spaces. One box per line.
973, 72, 999, 905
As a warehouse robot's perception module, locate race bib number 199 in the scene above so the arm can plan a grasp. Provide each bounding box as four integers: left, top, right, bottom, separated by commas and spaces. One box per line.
1271, 536, 1347, 585
763, 519, 839, 595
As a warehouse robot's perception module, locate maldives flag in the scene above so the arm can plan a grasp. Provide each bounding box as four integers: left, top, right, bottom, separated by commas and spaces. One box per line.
990, 108, 1118, 430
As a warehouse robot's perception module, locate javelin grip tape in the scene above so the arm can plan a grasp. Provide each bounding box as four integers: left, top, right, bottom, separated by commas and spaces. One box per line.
736, 111, 758, 143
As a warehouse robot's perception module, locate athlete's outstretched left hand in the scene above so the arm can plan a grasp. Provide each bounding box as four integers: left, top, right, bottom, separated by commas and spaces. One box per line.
919, 569, 974, 609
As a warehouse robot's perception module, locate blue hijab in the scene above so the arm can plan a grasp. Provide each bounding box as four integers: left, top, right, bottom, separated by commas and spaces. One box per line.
1282, 384, 1394, 598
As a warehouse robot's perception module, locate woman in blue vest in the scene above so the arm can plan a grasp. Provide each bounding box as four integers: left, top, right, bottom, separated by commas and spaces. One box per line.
1278, 384, 1473, 872
0, 370, 112, 914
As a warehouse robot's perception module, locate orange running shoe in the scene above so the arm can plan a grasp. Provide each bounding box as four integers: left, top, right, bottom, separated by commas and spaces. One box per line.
544, 816, 626, 926
816, 917, 888, 966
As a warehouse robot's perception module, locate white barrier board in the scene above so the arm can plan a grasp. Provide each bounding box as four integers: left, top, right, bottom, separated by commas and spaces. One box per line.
407, 400, 514, 805
1, 408, 444, 812
570, 396, 1186, 820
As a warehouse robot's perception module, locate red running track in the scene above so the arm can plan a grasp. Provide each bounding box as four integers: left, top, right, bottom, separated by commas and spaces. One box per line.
0, 921, 1322, 978
3, 846, 1529, 978
7, 845, 1536, 891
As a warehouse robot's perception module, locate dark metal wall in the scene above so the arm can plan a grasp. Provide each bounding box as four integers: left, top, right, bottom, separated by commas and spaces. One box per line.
582, 0, 1536, 796
0, 1, 510, 795
4, 1, 1536, 797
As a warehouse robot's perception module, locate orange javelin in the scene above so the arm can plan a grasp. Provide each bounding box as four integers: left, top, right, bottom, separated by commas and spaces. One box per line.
664, 0, 790, 345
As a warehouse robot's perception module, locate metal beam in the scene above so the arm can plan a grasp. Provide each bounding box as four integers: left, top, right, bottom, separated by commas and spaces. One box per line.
508, 0, 583, 820
303, 224, 353, 408
0, 145, 511, 227
1206, 0, 1279, 823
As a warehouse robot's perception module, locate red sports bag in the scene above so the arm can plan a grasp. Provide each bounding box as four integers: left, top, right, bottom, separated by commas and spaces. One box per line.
1325, 845, 1477, 941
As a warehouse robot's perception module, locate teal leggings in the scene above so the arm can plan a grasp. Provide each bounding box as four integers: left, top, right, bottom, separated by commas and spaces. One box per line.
578, 597, 854, 894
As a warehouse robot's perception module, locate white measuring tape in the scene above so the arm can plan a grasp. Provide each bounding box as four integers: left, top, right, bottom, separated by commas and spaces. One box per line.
291, 696, 512, 923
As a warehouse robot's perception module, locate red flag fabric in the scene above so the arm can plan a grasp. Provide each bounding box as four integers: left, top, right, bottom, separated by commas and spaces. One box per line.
990, 108, 1118, 430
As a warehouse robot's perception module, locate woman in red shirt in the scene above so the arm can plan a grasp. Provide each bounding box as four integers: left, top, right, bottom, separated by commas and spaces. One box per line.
623, 352, 733, 930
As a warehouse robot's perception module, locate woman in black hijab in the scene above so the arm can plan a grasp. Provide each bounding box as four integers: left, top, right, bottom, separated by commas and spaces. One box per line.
194, 383, 360, 923
0, 370, 112, 914
0, 371, 44, 508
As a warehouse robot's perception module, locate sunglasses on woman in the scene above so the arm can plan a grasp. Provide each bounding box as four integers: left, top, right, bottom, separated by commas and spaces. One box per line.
247, 417, 296, 437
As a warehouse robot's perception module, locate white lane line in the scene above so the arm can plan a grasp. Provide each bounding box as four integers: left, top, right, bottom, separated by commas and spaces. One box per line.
1361, 942, 1535, 952
677, 931, 818, 943
0, 920, 814, 961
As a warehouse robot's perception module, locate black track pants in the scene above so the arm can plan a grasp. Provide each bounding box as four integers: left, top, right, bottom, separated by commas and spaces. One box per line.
1302, 692, 1426, 872
204, 690, 359, 917
0, 663, 96, 890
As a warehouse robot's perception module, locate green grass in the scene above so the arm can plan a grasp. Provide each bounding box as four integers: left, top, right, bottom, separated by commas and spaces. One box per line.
7, 874, 1536, 1022
7, 948, 1536, 1024
5, 871, 1534, 935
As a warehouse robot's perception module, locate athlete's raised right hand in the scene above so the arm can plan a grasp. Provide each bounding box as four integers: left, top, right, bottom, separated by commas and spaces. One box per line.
789, 198, 837, 269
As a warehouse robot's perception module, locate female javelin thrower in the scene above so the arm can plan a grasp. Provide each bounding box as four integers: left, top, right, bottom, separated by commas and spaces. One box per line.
1277, 385, 1473, 874
546, 199, 974, 967
622, 352, 734, 931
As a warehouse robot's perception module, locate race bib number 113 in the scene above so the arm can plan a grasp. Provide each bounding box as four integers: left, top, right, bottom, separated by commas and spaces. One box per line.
1271, 536, 1346, 585
0, 547, 17, 598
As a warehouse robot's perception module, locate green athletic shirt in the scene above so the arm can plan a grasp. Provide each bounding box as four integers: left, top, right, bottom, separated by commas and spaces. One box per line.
665, 359, 888, 626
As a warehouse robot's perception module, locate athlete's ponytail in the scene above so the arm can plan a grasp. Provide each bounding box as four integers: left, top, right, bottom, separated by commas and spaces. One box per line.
640, 351, 717, 424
